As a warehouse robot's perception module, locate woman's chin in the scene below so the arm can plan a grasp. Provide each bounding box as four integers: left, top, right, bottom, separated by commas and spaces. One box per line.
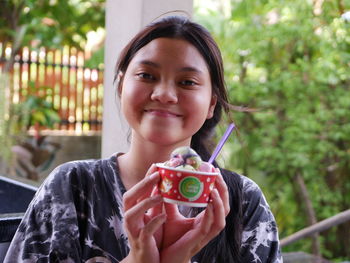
135, 122, 191, 146
146, 133, 177, 146
142, 132, 186, 147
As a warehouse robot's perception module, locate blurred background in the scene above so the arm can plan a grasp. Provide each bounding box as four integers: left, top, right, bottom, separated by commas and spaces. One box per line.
0, 0, 349, 262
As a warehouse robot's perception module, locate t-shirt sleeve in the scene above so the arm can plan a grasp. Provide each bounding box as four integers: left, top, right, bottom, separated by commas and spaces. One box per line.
4, 163, 82, 263
240, 176, 283, 263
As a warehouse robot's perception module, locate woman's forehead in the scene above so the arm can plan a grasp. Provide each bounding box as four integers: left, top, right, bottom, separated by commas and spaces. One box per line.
128, 37, 209, 73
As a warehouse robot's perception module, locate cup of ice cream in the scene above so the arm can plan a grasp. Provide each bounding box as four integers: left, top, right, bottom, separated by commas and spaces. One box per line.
157, 147, 219, 207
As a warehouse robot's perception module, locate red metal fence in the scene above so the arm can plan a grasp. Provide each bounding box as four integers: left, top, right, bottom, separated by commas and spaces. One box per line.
0, 44, 104, 133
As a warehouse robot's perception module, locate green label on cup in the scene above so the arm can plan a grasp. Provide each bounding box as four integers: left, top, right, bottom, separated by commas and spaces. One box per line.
179, 176, 203, 201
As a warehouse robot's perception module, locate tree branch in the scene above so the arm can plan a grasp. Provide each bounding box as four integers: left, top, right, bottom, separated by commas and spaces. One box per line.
295, 172, 321, 257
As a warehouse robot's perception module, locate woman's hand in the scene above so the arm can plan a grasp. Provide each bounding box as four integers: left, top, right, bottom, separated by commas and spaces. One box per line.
160, 168, 230, 263
122, 165, 166, 263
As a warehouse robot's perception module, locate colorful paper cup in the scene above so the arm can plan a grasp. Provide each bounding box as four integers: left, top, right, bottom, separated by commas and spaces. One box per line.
156, 164, 218, 207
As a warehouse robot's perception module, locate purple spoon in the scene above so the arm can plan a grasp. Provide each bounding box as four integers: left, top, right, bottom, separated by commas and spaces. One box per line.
208, 123, 236, 164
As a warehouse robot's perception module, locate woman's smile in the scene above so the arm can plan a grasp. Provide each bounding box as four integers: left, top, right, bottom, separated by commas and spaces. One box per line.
144, 108, 182, 118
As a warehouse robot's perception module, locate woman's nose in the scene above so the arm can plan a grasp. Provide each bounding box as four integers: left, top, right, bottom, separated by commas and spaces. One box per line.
150, 82, 178, 104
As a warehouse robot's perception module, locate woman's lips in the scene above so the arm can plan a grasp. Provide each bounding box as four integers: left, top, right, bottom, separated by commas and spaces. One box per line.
145, 109, 181, 118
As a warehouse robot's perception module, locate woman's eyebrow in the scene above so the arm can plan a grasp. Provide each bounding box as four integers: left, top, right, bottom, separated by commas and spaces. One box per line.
138, 60, 160, 68
137, 59, 203, 74
180, 66, 203, 74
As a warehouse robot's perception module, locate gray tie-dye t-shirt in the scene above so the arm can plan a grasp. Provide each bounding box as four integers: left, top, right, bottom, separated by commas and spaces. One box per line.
4, 155, 282, 263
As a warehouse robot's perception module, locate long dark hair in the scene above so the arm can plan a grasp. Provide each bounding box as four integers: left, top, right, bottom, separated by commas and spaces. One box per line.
115, 16, 243, 262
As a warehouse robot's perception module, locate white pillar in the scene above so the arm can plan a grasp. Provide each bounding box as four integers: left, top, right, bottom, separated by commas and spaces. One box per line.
102, 0, 193, 158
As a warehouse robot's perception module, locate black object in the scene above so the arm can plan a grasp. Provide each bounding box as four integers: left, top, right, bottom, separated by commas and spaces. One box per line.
0, 176, 38, 242
0, 217, 22, 243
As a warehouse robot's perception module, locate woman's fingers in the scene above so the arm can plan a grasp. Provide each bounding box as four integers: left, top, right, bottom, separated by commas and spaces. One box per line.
214, 168, 230, 216
162, 203, 215, 259
123, 170, 160, 211
196, 202, 214, 236
164, 202, 178, 216
140, 213, 167, 241
125, 195, 163, 223
190, 189, 225, 250
146, 163, 158, 175
148, 186, 163, 217
159, 173, 230, 262
198, 189, 225, 234
121, 164, 164, 263
124, 195, 163, 235
209, 188, 226, 232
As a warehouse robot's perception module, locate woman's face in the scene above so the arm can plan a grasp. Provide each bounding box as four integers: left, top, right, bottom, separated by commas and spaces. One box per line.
120, 37, 217, 147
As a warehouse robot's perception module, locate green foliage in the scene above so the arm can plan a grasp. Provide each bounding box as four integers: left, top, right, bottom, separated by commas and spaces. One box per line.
0, 77, 60, 172
84, 46, 104, 69
21, 82, 61, 130
195, 0, 350, 260
0, 0, 105, 49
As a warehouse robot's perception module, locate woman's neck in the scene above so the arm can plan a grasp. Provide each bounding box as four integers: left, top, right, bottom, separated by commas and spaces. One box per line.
118, 133, 190, 190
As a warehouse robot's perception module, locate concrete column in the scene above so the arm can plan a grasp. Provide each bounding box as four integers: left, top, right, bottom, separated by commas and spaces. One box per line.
102, 0, 193, 158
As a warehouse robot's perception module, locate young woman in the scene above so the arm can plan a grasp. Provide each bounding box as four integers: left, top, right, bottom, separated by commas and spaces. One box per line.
5, 16, 282, 263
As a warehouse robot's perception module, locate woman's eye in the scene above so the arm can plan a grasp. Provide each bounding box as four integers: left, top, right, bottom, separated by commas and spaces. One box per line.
180, 80, 196, 86
137, 73, 154, 80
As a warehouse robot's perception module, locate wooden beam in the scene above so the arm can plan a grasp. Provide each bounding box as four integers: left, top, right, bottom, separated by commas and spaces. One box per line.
281, 209, 350, 247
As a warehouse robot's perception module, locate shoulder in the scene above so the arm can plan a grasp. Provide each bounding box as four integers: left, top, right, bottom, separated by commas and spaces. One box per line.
219, 169, 271, 220
239, 175, 282, 262
49, 155, 117, 179
220, 170, 282, 262
218, 169, 270, 217
30, 154, 122, 212
5, 155, 125, 262
239, 175, 275, 223
42, 155, 118, 189
240, 175, 265, 204
219, 170, 274, 224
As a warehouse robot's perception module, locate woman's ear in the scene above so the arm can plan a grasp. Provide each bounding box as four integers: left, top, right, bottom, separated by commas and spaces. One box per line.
207, 94, 217, 119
